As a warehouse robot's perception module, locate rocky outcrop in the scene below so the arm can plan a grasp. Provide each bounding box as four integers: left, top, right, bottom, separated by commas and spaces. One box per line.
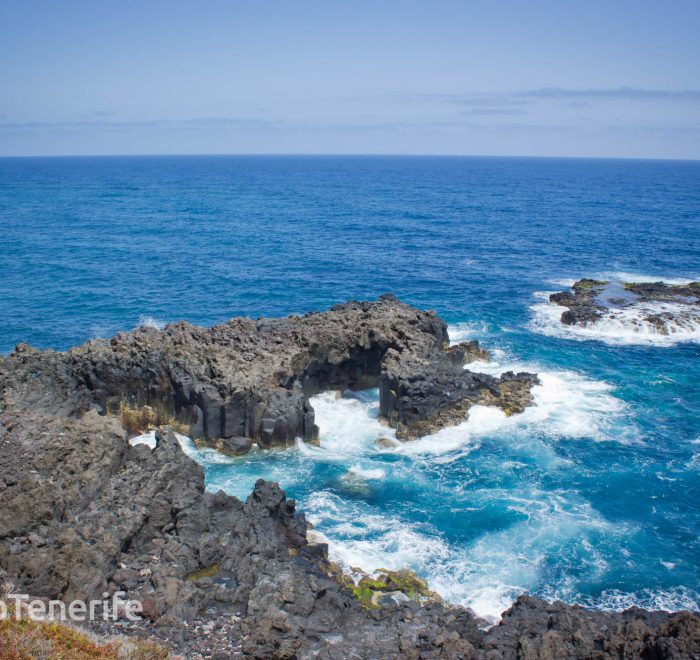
549, 279, 610, 326
550, 278, 700, 331
0, 421, 697, 658
481, 596, 700, 660
379, 348, 537, 439
3, 295, 536, 453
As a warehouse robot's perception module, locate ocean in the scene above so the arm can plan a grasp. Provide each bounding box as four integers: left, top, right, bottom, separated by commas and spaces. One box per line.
1, 155, 699, 621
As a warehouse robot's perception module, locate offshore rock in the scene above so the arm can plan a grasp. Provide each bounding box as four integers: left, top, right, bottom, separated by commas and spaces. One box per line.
550, 278, 700, 330
549, 279, 609, 326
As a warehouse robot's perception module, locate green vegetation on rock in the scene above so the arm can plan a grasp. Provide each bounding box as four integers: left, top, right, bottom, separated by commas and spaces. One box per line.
325, 563, 439, 609
185, 563, 220, 581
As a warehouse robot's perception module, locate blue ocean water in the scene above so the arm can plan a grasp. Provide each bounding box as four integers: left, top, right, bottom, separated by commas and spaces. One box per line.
1, 155, 699, 619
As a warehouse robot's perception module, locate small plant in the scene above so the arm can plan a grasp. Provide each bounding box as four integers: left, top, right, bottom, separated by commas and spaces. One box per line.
117, 402, 156, 435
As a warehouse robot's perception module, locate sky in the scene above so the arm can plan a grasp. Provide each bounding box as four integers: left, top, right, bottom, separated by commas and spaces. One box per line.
1, 0, 699, 159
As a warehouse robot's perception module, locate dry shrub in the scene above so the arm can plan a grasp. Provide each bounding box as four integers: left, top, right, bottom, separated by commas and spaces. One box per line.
117, 401, 187, 436
0, 617, 170, 659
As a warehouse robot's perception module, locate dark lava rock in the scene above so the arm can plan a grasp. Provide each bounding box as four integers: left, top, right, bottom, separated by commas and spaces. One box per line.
201, 435, 254, 456
482, 596, 700, 660
379, 348, 539, 439
2, 295, 537, 450
1, 296, 698, 658
549, 279, 609, 326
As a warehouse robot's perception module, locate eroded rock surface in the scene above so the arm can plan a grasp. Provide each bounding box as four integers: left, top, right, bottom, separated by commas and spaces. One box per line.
3, 295, 537, 452
380, 349, 538, 439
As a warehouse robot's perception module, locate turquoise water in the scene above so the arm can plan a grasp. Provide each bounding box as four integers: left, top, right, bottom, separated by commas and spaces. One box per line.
1, 155, 699, 619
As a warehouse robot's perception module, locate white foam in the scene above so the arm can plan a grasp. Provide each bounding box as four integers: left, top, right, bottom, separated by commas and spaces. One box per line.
347, 464, 386, 480
138, 315, 166, 330
598, 271, 698, 286
128, 429, 157, 449
173, 431, 200, 455
577, 587, 699, 613
530, 291, 700, 346
305, 488, 627, 623
546, 277, 577, 288
309, 390, 397, 457
448, 321, 491, 343
398, 336, 631, 454
128, 429, 199, 453
446, 324, 630, 448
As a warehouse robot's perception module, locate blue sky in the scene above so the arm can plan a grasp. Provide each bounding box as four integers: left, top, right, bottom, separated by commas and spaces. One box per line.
1, 0, 699, 158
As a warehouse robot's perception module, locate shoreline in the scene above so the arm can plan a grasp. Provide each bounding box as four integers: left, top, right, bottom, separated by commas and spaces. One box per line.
1, 297, 698, 657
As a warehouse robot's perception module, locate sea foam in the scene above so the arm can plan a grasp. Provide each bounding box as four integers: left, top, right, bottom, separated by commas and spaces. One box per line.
530, 291, 700, 346
137, 315, 166, 330
296, 333, 637, 622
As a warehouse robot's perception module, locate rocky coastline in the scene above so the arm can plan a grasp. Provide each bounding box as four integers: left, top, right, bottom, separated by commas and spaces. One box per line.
1, 296, 699, 658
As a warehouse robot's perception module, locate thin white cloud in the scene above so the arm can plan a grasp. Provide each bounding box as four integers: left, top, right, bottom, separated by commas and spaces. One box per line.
519, 87, 700, 101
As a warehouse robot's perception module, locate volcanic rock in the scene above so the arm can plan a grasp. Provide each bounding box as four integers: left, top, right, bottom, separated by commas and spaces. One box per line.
550, 278, 700, 330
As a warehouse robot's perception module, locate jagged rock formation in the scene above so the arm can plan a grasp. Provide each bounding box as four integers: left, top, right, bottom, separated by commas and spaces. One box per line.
0, 423, 697, 658
1, 296, 698, 658
5, 295, 536, 452
550, 278, 700, 332
549, 279, 610, 326
380, 349, 538, 439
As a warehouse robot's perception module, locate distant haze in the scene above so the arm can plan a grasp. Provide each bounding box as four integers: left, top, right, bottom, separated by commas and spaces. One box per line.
1, 0, 699, 159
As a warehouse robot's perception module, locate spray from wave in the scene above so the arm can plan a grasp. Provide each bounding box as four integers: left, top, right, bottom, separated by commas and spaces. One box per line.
137, 315, 166, 330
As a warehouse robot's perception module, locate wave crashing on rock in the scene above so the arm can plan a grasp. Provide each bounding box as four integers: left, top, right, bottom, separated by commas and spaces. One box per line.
534, 278, 700, 346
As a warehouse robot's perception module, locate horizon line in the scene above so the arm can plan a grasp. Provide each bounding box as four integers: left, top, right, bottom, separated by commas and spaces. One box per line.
1, 152, 699, 163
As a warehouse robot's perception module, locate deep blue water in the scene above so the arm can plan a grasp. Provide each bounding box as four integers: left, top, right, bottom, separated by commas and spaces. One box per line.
1, 155, 699, 619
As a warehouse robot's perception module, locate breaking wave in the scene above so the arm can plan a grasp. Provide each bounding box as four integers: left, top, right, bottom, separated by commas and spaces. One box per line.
137, 315, 166, 330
